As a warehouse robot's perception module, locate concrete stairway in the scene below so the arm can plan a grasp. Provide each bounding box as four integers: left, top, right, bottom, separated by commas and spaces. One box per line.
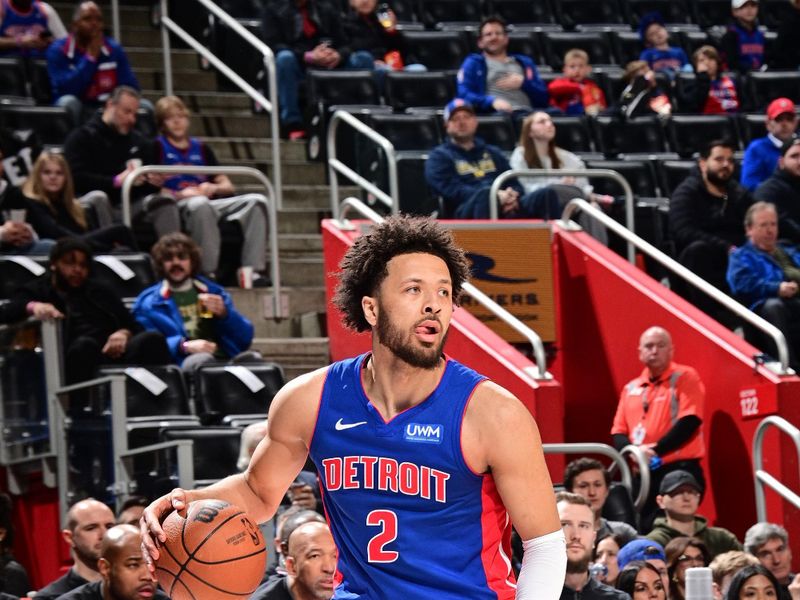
64, 1, 352, 377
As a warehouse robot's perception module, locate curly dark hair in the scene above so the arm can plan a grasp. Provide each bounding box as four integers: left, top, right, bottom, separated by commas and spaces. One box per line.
333, 215, 471, 332
564, 457, 611, 491
151, 232, 201, 279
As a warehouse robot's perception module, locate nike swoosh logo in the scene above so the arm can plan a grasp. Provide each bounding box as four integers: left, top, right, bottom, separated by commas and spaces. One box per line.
335, 418, 367, 431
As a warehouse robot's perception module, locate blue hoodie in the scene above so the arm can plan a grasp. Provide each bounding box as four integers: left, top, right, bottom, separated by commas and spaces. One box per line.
456, 53, 548, 112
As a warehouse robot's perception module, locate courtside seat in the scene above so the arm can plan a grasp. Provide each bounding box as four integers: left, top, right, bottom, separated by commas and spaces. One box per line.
383, 71, 456, 113
593, 115, 668, 157
159, 425, 243, 486
488, 0, 557, 25
746, 71, 800, 111
506, 30, 544, 65
400, 31, 469, 70
555, 0, 625, 29
760, 0, 796, 30
666, 114, 739, 158
195, 362, 284, 424
0, 105, 73, 145
677, 30, 714, 58
542, 31, 614, 70
97, 365, 193, 420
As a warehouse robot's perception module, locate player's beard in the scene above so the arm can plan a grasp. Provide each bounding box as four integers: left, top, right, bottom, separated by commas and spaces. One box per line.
375, 307, 447, 369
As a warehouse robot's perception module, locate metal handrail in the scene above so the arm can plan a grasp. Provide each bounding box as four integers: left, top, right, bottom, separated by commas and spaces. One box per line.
562, 198, 791, 373
489, 168, 636, 262
753, 416, 800, 521
336, 197, 551, 379
159, 0, 283, 209
328, 110, 399, 219
619, 444, 651, 511
543, 443, 633, 493
121, 164, 284, 319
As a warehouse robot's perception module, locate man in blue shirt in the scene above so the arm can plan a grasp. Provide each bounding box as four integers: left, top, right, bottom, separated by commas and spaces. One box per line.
742, 98, 798, 191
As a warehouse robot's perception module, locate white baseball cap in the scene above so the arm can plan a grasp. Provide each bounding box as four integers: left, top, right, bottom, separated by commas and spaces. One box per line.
732, 0, 757, 8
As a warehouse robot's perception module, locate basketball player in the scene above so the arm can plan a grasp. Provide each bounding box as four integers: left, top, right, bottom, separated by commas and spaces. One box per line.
142, 215, 566, 599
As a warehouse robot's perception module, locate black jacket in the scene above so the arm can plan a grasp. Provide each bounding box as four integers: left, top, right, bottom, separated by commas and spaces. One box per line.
754, 168, 800, 244
342, 10, 410, 62
771, 7, 800, 69
668, 167, 753, 253
0, 183, 54, 249
0, 274, 142, 345
560, 576, 631, 600
63, 115, 158, 205
261, 0, 352, 67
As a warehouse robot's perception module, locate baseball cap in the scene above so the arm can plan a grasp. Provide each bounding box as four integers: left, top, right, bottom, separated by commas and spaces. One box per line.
658, 470, 702, 495
638, 11, 665, 43
767, 97, 796, 121
617, 539, 666, 569
443, 99, 475, 123
732, 0, 757, 7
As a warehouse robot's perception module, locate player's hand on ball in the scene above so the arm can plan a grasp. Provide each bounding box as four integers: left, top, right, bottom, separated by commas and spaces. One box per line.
140, 488, 189, 571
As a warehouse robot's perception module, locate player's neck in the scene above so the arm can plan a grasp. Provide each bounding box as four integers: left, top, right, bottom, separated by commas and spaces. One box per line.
72, 558, 102, 583
363, 349, 445, 419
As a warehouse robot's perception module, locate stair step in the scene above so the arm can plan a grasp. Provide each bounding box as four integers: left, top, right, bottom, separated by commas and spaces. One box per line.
199, 137, 307, 162
227, 160, 326, 186
128, 48, 199, 70
227, 285, 325, 322
253, 337, 330, 358
190, 111, 273, 137
143, 90, 255, 112
276, 233, 323, 253
137, 67, 218, 92
278, 257, 324, 287
275, 208, 330, 234
118, 26, 164, 48
54, 2, 152, 29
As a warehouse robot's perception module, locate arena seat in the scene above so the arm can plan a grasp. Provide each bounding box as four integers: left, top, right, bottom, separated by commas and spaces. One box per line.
737, 113, 769, 147
624, 0, 691, 26
488, 0, 557, 25
666, 115, 739, 157
307, 70, 380, 109
368, 113, 442, 151
159, 425, 243, 485
746, 71, 800, 111
0, 58, 28, 103
0, 255, 48, 300
691, 0, 733, 29
593, 115, 668, 157
383, 70, 456, 113
97, 365, 193, 419
91, 253, 157, 302
195, 362, 284, 424
552, 115, 594, 153
655, 159, 696, 197
396, 151, 441, 216
506, 30, 544, 64
760, 0, 797, 30
28, 59, 52, 105
554, 0, 625, 28
585, 159, 660, 197
542, 31, 615, 70
608, 30, 643, 66
0, 105, 74, 146
400, 31, 469, 70
477, 114, 517, 152
419, 0, 482, 26
387, 0, 419, 23
602, 482, 639, 529
677, 30, 714, 58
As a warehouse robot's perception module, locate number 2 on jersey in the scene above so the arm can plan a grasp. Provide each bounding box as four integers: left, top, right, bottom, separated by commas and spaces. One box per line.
366, 510, 398, 563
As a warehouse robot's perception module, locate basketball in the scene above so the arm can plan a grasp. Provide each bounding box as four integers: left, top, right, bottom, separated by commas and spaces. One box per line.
155, 499, 266, 599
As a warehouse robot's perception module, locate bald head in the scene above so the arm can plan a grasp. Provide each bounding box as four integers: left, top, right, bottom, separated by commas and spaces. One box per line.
101, 525, 141, 562
98, 525, 156, 600
67, 498, 114, 531
286, 522, 337, 600
638, 326, 674, 378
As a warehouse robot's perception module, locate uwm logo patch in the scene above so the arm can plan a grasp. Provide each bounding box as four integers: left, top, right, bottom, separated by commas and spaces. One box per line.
404, 423, 442, 444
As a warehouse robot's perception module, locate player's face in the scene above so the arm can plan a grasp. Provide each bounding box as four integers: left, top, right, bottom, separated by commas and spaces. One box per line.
287, 527, 338, 600
632, 566, 666, 600
163, 110, 190, 141
558, 501, 595, 569
40, 159, 67, 197
68, 501, 116, 564
638, 330, 673, 375
756, 537, 793, 583
372, 252, 453, 369
104, 537, 156, 600
571, 469, 609, 514
477, 22, 508, 56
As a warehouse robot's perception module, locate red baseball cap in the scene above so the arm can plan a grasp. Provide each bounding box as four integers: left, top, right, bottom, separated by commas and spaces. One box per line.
767, 97, 796, 121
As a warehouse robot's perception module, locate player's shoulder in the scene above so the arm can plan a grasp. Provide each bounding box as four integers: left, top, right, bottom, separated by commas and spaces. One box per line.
466, 379, 534, 431
268, 365, 330, 416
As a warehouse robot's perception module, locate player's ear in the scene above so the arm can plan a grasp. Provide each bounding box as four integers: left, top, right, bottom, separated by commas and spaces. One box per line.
362, 295, 378, 327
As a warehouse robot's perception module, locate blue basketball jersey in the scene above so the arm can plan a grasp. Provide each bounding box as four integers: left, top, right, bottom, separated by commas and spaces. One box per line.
0, 0, 49, 57
310, 353, 517, 600
157, 135, 209, 191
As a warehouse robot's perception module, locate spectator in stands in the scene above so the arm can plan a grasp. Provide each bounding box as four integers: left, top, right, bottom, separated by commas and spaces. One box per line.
0, 0, 65, 58
343, 0, 424, 77
153, 95, 270, 284
742, 98, 798, 191
425, 99, 560, 219
755, 136, 800, 244
35, 498, 116, 600
710, 551, 760, 599
547, 49, 607, 116
456, 16, 548, 116
251, 521, 337, 600
724, 564, 783, 600
261, 0, 366, 141
617, 540, 669, 594
115, 496, 148, 527
668, 139, 752, 315
638, 12, 692, 78
611, 326, 706, 527
595, 534, 624, 588
563, 457, 637, 545
0, 237, 171, 383
677, 46, 739, 114
58, 524, 167, 600
727, 201, 800, 369
617, 60, 672, 119
63, 86, 185, 243
23, 151, 137, 252
0, 147, 55, 255
647, 470, 742, 559
132, 233, 255, 371
556, 492, 629, 600
616, 561, 667, 600
664, 537, 711, 600
744, 523, 796, 593
0, 494, 30, 598
47, 2, 144, 125
771, 0, 800, 69
720, 0, 765, 74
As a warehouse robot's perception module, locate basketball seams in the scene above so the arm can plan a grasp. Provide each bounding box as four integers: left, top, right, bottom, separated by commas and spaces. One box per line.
189, 509, 245, 557
189, 545, 266, 565
181, 567, 263, 596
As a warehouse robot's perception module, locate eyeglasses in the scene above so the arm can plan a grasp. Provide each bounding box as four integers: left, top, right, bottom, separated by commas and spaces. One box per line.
677, 554, 705, 565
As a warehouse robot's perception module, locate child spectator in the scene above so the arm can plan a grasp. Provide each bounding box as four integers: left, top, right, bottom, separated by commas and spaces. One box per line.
720, 0, 765, 74
618, 60, 672, 119
547, 48, 607, 116
678, 46, 739, 114
638, 12, 691, 78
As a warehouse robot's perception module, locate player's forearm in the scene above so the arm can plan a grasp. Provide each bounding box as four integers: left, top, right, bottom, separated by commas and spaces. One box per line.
186, 473, 276, 524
